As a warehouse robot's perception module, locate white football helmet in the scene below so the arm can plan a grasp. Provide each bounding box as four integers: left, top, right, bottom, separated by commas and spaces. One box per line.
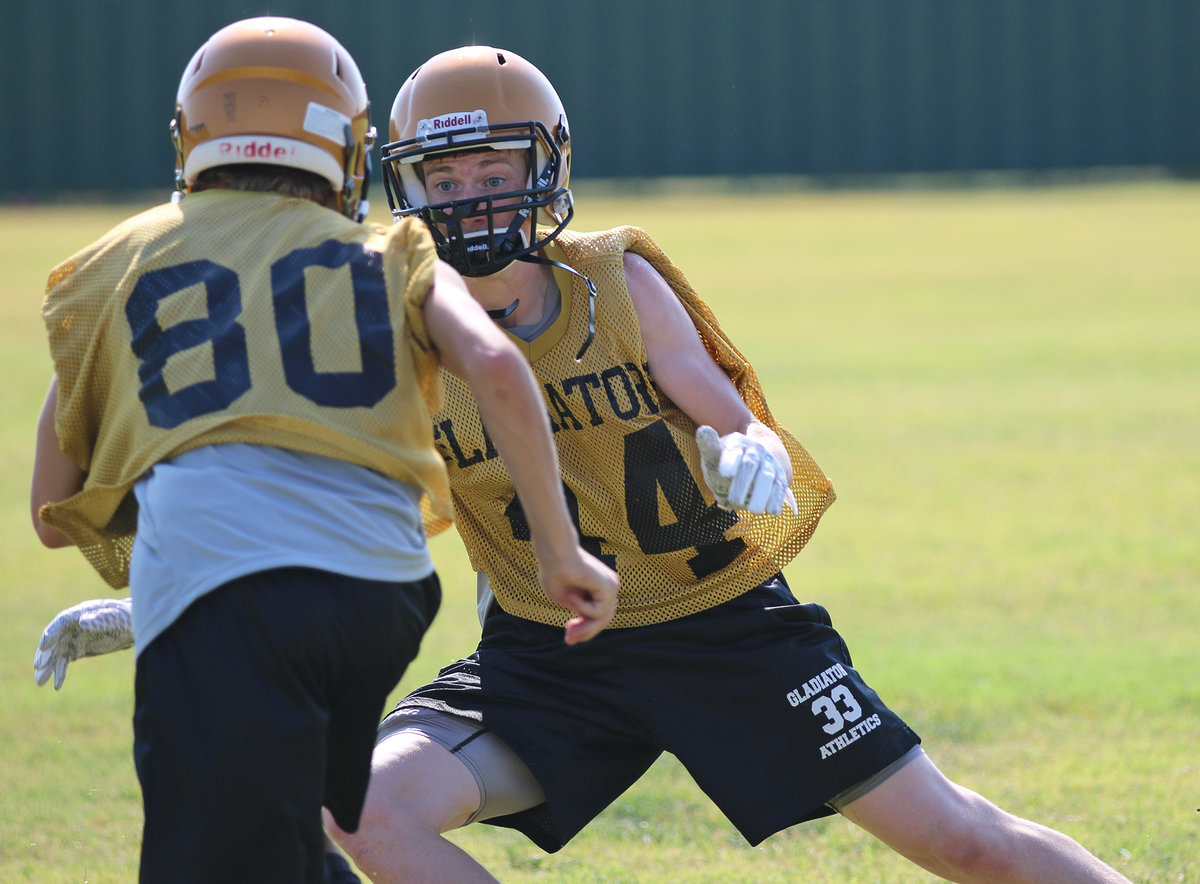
170, 17, 375, 221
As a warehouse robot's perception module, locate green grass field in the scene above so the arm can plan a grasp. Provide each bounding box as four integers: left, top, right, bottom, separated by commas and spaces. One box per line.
1, 181, 1196, 882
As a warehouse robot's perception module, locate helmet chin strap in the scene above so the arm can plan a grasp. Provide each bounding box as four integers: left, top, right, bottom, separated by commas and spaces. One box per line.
518, 254, 598, 361
445, 204, 532, 277
343, 123, 374, 222
439, 189, 594, 357
486, 299, 519, 319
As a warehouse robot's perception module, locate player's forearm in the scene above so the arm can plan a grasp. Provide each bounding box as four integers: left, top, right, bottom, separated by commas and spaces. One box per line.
30, 376, 86, 547
424, 266, 581, 564
464, 347, 579, 561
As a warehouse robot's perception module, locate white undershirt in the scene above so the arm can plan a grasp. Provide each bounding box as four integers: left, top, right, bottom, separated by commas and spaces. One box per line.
129, 443, 433, 655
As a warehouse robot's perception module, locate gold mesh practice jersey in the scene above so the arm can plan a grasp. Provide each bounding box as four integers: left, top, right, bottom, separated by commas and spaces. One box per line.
42, 190, 452, 588
428, 226, 835, 628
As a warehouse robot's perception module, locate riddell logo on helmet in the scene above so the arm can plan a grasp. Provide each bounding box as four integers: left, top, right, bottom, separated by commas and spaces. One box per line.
219, 139, 296, 161
416, 110, 489, 139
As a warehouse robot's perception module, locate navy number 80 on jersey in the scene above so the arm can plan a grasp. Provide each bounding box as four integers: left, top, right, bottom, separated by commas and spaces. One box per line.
125, 239, 396, 428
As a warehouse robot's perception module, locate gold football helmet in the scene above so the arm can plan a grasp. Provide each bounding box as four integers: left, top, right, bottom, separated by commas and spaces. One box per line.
170, 17, 375, 221
382, 46, 572, 276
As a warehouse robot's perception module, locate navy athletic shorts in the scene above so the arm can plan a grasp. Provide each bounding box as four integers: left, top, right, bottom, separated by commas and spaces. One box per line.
134, 566, 440, 883
391, 574, 919, 851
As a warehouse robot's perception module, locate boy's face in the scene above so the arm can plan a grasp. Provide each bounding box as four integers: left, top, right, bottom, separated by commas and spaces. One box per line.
420, 148, 529, 235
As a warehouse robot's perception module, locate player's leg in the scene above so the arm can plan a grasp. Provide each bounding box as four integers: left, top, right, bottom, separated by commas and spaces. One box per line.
329, 730, 493, 884
134, 578, 331, 883
837, 750, 1131, 883
320, 574, 441, 883
328, 711, 544, 884
136, 569, 433, 883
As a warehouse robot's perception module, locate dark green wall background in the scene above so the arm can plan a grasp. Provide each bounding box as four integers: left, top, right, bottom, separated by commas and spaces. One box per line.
2, 0, 1197, 199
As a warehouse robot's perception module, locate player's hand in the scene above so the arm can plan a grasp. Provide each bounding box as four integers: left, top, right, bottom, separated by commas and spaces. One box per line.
695, 425, 797, 516
539, 551, 619, 645
34, 597, 134, 690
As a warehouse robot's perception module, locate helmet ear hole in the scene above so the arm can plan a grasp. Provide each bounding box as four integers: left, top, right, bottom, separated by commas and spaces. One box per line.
381, 45, 573, 276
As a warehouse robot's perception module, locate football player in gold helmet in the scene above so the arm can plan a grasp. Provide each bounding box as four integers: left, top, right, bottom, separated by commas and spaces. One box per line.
30, 22, 615, 883
321, 45, 1131, 884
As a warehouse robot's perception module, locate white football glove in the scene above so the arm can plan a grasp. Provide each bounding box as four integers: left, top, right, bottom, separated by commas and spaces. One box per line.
695, 425, 797, 516
34, 597, 134, 690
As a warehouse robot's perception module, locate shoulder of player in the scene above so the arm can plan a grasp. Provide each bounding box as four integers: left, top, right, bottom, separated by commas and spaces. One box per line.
43, 200, 185, 298
368, 216, 435, 250
622, 249, 681, 322
359, 217, 438, 282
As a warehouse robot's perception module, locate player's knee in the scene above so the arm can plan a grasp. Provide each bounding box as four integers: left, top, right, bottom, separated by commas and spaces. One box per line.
922, 802, 1026, 881
925, 829, 1003, 879
326, 800, 408, 881
329, 783, 470, 882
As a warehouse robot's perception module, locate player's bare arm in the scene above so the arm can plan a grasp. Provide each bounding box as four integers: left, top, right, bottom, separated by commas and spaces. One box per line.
423, 261, 618, 641
31, 375, 86, 548
624, 252, 795, 514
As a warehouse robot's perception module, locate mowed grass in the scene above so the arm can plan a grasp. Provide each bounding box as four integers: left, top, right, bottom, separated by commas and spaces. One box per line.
1, 181, 1196, 882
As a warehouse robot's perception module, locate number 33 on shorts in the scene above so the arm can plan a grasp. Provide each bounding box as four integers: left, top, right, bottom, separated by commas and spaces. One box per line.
786, 669, 883, 760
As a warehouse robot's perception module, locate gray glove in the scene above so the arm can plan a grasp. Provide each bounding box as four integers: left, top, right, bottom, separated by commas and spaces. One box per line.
34, 597, 134, 690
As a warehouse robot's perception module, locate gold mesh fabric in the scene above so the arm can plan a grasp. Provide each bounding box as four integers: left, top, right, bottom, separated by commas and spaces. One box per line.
42, 191, 451, 588
426, 226, 835, 628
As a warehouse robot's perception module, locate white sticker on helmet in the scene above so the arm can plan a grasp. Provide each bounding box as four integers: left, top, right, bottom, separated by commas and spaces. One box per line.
185, 137, 345, 189
416, 110, 489, 145
304, 102, 352, 145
